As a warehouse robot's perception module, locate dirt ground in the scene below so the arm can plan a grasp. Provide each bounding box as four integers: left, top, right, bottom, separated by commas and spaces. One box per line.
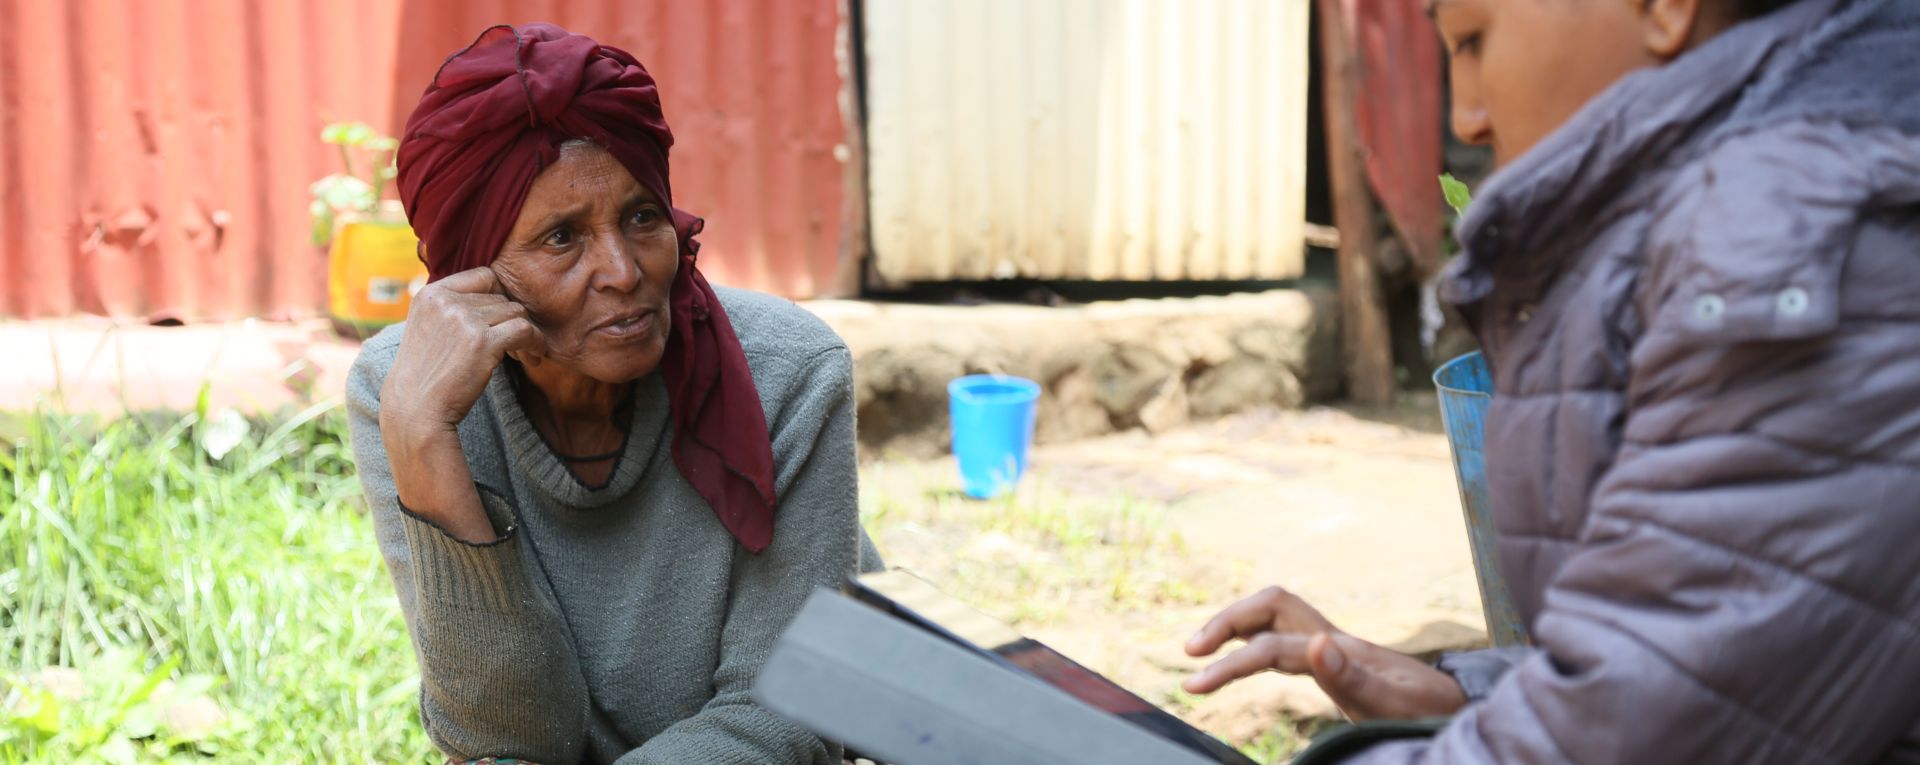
860, 393, 1490, 756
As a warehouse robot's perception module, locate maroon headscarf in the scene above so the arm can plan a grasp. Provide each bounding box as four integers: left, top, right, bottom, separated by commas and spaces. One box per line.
396, 23, 778, 552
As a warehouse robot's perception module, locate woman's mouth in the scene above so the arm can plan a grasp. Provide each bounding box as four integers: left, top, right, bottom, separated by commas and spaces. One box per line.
594, 310, 656, 339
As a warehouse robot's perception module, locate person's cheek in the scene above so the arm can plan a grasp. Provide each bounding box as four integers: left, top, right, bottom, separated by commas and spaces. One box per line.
648, 230, 680, 290
493, 258, 552, 323
521, 263, 591, 351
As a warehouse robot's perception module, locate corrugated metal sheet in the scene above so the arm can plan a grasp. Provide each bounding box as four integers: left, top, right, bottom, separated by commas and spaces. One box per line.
862, 0, 1311, 284
0, 0, 404, 320
390, 0, 849, 302
1347, 0, 1446, 275
0, 0, 846, 321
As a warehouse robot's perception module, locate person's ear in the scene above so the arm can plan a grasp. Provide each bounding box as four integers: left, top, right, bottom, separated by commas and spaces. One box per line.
1636, 0, 1706, 59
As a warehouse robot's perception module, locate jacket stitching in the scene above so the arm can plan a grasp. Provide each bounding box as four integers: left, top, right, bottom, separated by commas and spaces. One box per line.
1593, 514, 1920, 638
1540, 609, 1849, 764
1492, 388, 1624, 401
1621, 429, 1920, 472
1499, 676, 1582, 765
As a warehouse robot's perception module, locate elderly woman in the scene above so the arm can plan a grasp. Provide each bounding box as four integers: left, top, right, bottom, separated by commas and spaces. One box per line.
346, 24, 877, 764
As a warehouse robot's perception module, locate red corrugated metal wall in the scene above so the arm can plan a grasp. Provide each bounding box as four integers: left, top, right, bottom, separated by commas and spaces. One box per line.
1346, 0, 1445, 274
0, 0, 405, 320
0, 0, 845, 321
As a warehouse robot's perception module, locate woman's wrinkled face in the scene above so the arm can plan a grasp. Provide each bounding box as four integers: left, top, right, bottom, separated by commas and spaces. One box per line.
1433, 0, 1665, 166
492, 140, 678, 383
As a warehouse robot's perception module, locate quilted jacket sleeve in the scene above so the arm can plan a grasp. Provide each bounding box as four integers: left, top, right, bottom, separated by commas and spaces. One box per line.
1352, 125, 1920, 764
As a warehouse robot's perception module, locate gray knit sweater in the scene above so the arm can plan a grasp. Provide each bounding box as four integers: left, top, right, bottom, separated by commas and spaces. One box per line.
347, 286, 880, 764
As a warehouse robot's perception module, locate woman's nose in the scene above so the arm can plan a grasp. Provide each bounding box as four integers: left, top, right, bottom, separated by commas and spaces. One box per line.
591, 233, 643, 293
1452, 104, 1491, 147
1449, 69, 1492, 146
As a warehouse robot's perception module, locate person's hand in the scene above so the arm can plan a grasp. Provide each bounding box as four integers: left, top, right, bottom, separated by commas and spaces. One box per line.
379, 267, 545, 438
378, 267, 545, 541
1182, 586, 1467, 722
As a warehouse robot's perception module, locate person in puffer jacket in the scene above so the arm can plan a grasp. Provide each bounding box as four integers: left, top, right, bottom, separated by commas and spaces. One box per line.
1181, 0, 1920, 761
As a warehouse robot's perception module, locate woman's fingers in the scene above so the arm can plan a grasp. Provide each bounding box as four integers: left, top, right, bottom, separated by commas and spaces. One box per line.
465, 298, 528, 327
1305, 632, 1468, 722
434, 266, 501, 295
1306, 633, 1369, 714
381, 270, 536, 435
410, 277, 524, 331
1182, 632, 1313, 694
1179, 586, 1473, 718
409, 277, 508, 326
1186, 586, 1328, 657
1186, 588, 1285, 656
1182, 586, 1362, 700
487, 316, 547, 357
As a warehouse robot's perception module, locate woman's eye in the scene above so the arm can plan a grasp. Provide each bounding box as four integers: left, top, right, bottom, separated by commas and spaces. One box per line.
544, 227, 574, 248
630, 207, 662, 227
1452, 32, 1483, 58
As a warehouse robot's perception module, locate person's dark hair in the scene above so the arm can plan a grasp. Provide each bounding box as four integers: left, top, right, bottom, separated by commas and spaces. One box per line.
1741, 0, 1801, 18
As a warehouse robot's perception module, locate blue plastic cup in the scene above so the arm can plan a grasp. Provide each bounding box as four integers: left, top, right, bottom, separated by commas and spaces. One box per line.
1433, 351, 1528, 647
948, 375, 1042, 499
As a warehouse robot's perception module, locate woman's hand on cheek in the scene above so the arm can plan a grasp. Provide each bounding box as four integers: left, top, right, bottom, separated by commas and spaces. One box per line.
1182, 586, 1467, 722
381, 266, 546, 439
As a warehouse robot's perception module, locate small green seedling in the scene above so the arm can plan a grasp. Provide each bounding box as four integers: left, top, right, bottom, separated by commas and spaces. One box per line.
309, 121, 400, 248
1439, 173, 1473, 217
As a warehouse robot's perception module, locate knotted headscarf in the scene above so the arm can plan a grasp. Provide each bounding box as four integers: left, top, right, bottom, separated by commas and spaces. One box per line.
396, 23, 779, 552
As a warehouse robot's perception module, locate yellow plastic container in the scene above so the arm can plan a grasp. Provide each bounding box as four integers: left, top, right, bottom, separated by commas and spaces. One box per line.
327, 200, 426, 339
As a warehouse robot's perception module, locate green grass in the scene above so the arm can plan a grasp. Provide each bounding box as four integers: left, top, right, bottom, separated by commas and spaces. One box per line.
1, 404, 434, 763
859, 465, 1223, 626
1, 405, 1295, 762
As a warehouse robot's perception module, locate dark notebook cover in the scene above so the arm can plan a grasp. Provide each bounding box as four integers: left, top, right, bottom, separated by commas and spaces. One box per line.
846, 570, 1259, 765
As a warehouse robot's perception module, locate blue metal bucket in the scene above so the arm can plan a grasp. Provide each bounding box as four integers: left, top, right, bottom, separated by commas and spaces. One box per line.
949, 375, 1041, 499
1433, 352, 1528, 647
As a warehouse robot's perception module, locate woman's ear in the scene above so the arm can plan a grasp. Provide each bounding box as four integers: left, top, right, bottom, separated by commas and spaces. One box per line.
1636, 0, 1740, 60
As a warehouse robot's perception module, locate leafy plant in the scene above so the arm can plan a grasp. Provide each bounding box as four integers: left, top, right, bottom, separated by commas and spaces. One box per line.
1, 651, 229, 763
1439, 173, 1473, 217
309, 121, 401, 248
1, 406, 435, 761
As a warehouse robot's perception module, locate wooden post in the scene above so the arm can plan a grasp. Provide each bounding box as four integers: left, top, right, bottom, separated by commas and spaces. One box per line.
830, 0, 872, 299
1315, 0, 1396, 407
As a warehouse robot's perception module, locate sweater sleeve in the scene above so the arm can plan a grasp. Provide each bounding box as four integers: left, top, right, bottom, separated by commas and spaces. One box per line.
612, 344, 867, 765
346, 345, 592, 764
1435, 647, 1530, 702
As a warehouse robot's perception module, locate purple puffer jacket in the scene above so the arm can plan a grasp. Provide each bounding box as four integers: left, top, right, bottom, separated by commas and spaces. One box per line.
1356, 0, 1920, 762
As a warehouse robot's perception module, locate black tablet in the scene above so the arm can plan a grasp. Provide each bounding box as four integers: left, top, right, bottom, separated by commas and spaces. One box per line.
845, 570, 1259, 765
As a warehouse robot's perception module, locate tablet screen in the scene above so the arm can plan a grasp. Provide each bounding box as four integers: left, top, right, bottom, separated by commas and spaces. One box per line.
847, 570, 1258, 765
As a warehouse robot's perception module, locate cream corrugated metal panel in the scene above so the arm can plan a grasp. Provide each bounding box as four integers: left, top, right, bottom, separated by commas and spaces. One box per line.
863, 0, 1310, 283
